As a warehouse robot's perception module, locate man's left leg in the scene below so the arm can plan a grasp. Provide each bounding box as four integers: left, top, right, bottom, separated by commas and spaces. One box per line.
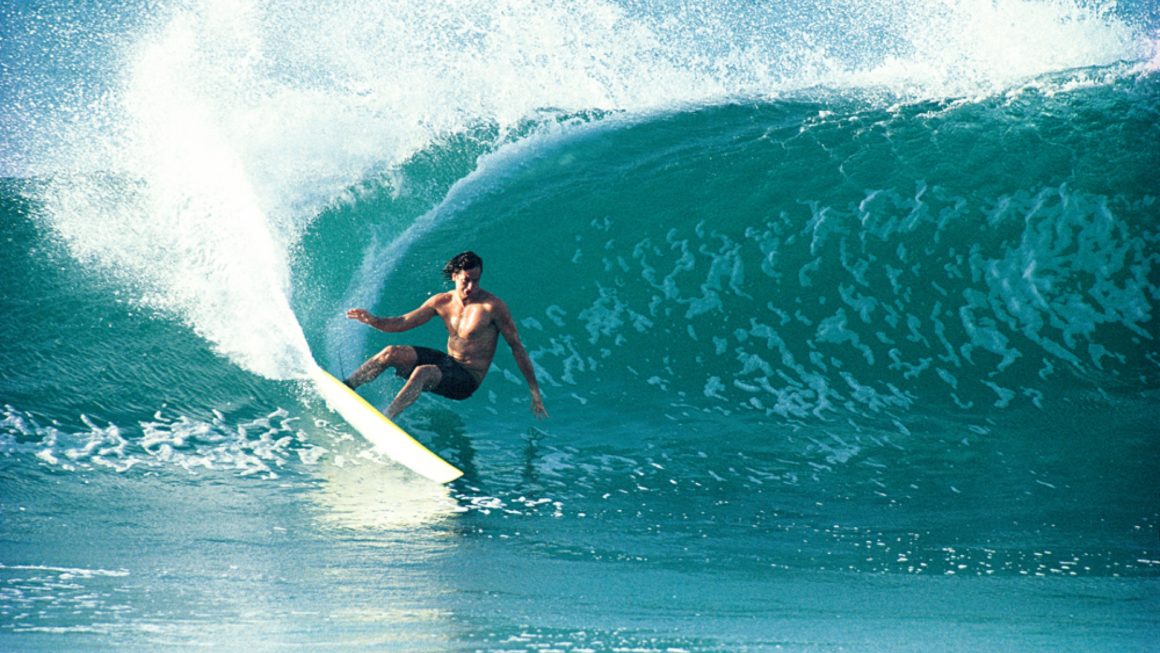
386, 364, 442, 419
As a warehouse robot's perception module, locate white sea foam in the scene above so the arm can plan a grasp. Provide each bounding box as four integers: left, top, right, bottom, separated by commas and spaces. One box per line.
1, 403, 315, 478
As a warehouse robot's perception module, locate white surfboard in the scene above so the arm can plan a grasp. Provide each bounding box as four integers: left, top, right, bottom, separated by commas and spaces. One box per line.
308, 362, 464, 484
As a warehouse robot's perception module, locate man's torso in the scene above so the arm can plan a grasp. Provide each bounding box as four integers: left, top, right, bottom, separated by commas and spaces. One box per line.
432, 291, 501, 381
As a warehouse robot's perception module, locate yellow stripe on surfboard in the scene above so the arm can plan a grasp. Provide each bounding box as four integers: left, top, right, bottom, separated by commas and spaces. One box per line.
309, 362, 464, 484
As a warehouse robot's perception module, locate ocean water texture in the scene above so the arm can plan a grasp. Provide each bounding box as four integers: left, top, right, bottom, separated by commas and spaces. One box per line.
2, 0, 1159, 650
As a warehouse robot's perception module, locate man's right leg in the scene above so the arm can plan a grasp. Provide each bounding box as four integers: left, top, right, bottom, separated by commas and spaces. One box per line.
344, 345, 418, 389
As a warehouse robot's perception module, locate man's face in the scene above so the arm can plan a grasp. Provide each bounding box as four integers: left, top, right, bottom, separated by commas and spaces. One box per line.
453, 267, 482, 302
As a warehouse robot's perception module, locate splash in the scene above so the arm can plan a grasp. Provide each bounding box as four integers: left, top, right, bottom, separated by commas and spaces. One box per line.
840, 0, 1145, 95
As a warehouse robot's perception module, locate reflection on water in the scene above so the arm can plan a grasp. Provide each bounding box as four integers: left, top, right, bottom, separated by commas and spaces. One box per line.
305, 421, 466, 650
311, 447, 462, 532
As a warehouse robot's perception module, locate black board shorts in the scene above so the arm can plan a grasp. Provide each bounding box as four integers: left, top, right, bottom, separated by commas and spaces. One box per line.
400, 346, 480, 400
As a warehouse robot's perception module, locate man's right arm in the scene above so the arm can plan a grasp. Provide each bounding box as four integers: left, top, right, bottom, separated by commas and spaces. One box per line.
346, 297, 438, 333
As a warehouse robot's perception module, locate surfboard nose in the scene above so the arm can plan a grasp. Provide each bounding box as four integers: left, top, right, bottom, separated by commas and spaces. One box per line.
309, 361, 464, 484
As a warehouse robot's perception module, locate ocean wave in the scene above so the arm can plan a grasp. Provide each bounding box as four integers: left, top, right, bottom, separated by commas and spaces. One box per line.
362, 77, 1157, 429
6, 0, 1153, 382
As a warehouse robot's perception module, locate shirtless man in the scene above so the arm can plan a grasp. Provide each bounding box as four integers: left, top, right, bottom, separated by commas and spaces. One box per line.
343, 251, 547, 420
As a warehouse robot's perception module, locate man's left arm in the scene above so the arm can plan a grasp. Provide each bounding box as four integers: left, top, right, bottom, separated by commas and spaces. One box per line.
496, 303, 548, 418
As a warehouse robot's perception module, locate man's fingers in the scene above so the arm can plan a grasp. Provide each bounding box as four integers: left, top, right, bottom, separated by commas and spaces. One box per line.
532, 400, 548, 419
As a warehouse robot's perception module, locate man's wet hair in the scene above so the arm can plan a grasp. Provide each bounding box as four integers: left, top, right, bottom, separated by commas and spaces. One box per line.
443, 251, 483, 280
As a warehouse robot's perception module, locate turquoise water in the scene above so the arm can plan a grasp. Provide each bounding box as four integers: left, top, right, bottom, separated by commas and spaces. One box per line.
3, 1, 1159, 650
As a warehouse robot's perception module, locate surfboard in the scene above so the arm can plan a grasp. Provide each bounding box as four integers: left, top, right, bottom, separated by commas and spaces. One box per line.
308, 362, 464, 484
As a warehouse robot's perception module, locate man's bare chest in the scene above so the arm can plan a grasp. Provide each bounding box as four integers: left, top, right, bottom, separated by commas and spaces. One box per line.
446, 305, 495, 340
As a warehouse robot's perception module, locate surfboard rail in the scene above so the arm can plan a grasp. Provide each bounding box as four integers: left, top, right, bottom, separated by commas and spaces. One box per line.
308, 362, 464, 484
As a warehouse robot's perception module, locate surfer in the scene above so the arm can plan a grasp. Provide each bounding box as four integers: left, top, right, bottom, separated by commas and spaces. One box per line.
343, 251, 548, 420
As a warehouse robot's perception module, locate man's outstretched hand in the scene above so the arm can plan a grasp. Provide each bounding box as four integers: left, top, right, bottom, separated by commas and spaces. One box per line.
346, 308, 373, 325
531, 391, 548, 419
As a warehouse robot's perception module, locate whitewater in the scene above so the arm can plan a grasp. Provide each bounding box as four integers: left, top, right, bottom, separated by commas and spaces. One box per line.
2, 0, 1158, 650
